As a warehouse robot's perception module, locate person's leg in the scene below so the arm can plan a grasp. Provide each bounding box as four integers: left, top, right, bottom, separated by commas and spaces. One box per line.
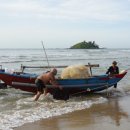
34, 79, 44, 101
43, 88, 48, 96
114, 83, 117, 88
34, 91, 42, 101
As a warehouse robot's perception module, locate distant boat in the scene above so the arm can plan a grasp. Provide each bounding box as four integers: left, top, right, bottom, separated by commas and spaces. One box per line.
0, 65, 127, 96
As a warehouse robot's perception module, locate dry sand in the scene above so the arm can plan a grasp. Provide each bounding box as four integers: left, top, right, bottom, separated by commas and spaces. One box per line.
14, 95, 130, 130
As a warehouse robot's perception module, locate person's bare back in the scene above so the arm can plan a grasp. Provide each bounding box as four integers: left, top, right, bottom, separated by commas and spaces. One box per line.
34, 68, 62, 101
37, 72, 57, 86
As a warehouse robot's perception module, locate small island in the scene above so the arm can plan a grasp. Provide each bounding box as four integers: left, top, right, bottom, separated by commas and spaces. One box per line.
70, 41, 99, 49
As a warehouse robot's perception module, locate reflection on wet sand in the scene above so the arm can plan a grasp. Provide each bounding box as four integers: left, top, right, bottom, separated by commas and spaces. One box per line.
106, 98, 128, 126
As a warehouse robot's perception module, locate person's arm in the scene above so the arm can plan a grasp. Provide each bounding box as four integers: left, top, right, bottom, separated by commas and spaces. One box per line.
106, 67, 111, 74
50, 75, 62, 89
116, 66, 119, 74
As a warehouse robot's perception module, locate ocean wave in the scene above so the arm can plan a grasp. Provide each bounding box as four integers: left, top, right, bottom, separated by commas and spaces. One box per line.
0, 59, 44, 64
0, 95, 107, 130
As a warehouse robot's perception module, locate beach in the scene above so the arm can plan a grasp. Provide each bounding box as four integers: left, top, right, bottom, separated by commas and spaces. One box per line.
14, 92, 130, 130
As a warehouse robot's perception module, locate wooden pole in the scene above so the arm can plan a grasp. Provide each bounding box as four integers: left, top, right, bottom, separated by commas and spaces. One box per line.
21, 64, 99, 69
41, 41, 50, 70
88, 63, 92, 76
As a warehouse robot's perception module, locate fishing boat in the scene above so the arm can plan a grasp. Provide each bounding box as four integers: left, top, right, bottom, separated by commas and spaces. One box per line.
0, 64, 127, 97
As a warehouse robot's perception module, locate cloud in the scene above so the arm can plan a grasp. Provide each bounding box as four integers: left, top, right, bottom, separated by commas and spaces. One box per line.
0, 0, 130, 22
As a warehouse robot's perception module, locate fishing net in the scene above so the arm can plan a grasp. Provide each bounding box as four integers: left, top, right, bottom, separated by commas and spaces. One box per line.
61, 65, 90, 79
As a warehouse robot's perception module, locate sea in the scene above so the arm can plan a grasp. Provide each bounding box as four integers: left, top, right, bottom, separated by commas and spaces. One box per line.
0, 48, 130, 130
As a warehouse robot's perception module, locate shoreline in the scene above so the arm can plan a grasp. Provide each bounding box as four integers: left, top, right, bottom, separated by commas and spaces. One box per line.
14, 94, 130, 130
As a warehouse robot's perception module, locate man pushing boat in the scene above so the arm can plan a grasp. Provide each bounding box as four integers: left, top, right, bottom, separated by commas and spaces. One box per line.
33, 68, 62, 101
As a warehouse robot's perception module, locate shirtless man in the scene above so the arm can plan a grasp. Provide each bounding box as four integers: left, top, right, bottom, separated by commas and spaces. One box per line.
34, 68, 62, 101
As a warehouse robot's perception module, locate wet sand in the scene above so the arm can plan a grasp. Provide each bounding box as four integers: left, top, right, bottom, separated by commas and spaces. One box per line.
14, 94, 130, 130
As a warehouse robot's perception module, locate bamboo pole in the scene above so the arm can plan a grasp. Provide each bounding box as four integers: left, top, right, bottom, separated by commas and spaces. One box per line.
41, 41, 50, 70
21, 64, 99, 70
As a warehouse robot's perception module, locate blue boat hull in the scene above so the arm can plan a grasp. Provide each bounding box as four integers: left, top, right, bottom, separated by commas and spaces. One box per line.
0, 70, 127, 94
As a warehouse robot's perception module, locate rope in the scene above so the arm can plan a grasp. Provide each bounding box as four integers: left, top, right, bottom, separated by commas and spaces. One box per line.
71, 89, 88, 96
70, 83, 111, 97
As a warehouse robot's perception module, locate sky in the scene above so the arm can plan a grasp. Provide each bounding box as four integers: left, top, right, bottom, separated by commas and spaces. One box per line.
0, 0, 130, 48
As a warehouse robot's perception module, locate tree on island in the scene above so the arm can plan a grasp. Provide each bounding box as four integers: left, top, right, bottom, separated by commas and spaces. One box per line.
70, 41, 99, 49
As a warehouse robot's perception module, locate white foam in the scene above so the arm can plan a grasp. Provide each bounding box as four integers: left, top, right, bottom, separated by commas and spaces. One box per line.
0, 97, 107, 130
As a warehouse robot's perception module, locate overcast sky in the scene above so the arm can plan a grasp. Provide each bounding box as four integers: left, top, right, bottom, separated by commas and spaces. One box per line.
0, 0, 130, 48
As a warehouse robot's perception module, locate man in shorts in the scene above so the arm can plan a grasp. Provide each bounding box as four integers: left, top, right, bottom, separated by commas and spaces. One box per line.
34, 68, 62, 101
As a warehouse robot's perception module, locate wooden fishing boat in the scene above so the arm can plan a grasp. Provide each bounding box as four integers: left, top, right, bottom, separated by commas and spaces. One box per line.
0, 64, 127, 96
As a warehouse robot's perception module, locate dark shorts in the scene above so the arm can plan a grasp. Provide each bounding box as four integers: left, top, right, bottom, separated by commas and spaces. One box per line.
35, 79, 46, 93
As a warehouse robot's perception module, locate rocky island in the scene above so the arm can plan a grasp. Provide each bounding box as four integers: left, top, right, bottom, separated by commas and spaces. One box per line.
70, 41, 99, 49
